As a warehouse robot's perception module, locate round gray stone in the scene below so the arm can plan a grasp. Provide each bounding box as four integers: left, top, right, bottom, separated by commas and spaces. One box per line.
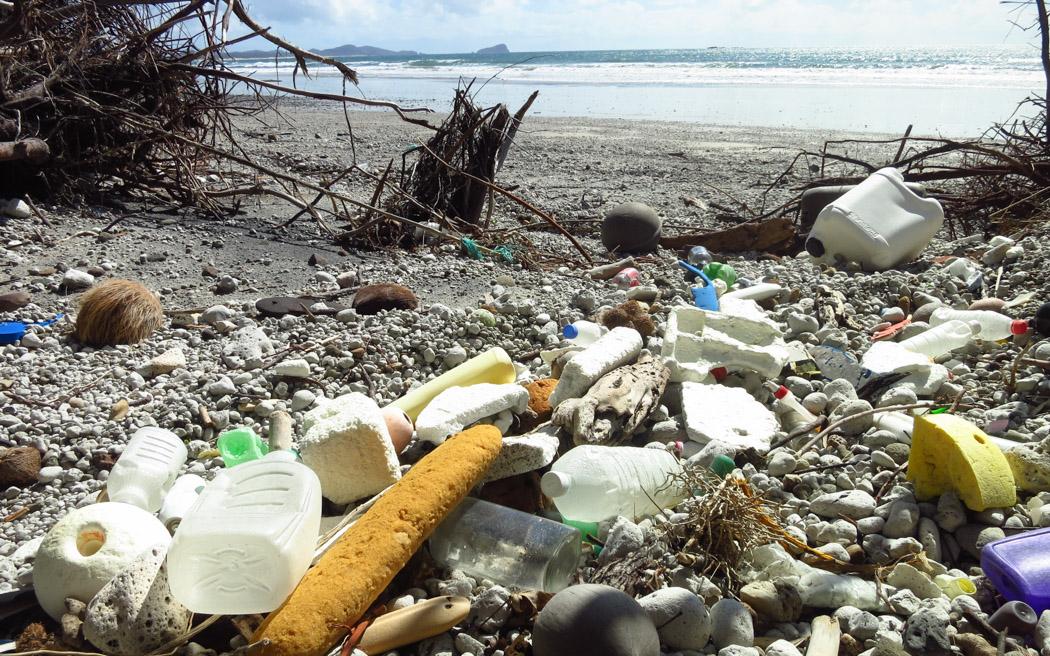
533, 584, 659, 656
601, 202, 662, 253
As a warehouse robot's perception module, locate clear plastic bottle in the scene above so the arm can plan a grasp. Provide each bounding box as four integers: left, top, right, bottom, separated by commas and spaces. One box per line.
429, 498, 581, 592
898, 320, 976, 359
687, 246, 713, 267
764, 382, 819, 431
929, 307, 1029, 341
167, 450, 322, 614
562, 320, 606, 345
541, 445, 686, 522
107, 427, 188, 512
158, 474, 206, 533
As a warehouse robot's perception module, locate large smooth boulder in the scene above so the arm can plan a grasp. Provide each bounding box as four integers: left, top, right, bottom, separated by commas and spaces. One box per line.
601, 202, 662, 253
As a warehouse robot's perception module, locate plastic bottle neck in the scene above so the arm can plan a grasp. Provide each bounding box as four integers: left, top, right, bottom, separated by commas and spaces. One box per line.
109, 485, 151, 511
541, 471, 572, 498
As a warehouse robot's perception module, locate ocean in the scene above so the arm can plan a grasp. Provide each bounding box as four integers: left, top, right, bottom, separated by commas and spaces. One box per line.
230, 46, 1046, 136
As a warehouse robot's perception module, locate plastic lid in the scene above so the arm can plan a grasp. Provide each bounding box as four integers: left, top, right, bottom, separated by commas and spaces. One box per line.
1010, 319, 1029, 336
773, 385, 789, 400
710, 367, 728, 382
562, 324, 579, 339
805, 237, 826, 258
541, 471, 571, 498
0, 321, 27, 345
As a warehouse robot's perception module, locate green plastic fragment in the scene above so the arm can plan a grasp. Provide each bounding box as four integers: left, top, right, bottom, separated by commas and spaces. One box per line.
217, 427, 269, 467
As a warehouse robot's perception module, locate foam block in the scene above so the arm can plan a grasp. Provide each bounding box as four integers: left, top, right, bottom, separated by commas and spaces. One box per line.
416, 383, 529, 444
548, 327, 642, 408
299, 392, 401, 504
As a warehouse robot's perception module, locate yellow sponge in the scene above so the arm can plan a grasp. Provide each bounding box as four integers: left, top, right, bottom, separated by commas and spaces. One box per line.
907, 414, 1016, 511
253, 425, 503, 656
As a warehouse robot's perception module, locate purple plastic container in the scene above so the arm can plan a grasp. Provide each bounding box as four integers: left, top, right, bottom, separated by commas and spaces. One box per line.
981, 526, 1050, 613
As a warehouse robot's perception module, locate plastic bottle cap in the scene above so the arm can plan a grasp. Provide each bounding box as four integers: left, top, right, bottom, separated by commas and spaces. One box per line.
805, 237, 826, 257
540, 471, 571, 498
562, 324, 579, 339
1010, 319, 1029, 335
773, 385, 789, 400
710, 367, 728, 382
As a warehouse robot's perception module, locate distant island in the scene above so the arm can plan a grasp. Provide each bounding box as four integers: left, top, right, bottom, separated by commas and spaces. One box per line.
476, 44, 510, 55
229, 44, 419, 59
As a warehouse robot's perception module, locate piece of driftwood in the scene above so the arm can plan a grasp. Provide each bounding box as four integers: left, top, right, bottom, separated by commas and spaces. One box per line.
552, 355, 669, 445
660, 217, 796, 254
805, 616, 841, 656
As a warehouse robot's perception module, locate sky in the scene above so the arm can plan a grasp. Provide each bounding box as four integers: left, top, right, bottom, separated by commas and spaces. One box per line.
232, 0, 1037, 53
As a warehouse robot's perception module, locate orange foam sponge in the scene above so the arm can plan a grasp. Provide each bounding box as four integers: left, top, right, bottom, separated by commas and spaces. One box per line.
252, 425, 502, 656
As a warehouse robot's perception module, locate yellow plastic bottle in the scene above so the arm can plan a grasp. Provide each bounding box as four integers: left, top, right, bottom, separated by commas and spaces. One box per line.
388, 347, 516, 422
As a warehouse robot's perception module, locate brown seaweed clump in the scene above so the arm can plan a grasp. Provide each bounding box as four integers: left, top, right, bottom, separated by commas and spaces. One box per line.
75, 280, 164, 346
599, 300, 656, 337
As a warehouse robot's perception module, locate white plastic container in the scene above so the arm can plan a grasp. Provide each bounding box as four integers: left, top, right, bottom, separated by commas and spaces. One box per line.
721, 283, 782, 302
805, 167, 944, 270
898, 320, 976, 359
106, 427, 188, 512
764, 382, 819, 431
871, 412, 915, 442
562, 320, 607, 345
166, 451, 322, 614
541, 445, 686, 522
929, 307, 1028, 341
158, 474, 206, 533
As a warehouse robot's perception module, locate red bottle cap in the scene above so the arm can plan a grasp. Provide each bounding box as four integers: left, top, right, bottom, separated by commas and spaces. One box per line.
1011, 319, 1030, 335
773, 385, 789, 400
710, 367, 728, 382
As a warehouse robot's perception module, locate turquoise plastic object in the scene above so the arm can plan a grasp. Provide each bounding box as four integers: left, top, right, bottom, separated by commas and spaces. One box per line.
678, 260, 719, 311
217, 427, 269, 467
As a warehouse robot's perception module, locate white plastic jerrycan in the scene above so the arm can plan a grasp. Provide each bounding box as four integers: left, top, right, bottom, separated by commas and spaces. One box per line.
805, 167, 943, 271
166, 450, 322, 614
106, 427, 188, 512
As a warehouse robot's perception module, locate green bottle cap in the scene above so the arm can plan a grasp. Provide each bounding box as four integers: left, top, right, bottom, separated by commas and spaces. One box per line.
563, 518, 600, 540
703, 262, 738, 287
217, 427, 269, 467
711, 454, 736, 478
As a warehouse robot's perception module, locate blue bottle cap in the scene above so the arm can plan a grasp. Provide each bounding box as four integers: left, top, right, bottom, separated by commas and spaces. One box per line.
0, 321, 27, 345
562, 324, 579, 339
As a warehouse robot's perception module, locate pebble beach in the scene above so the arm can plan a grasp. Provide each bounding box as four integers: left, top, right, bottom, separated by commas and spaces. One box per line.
4, 105, 1050, 656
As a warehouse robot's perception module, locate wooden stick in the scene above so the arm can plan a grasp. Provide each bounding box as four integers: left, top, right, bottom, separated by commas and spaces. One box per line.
805, 616, 840, 656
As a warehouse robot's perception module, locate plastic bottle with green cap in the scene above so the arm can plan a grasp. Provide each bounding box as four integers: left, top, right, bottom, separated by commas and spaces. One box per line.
218, 427, 269, 467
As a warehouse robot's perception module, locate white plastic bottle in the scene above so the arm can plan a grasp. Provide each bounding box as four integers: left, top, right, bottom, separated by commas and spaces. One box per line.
929, 307, 1028, 341
722, 283, 782, 302
166, 450, 322, 614
871, 412, 915, 442
805, 167, 944, 270
106, 427, 188, 512
898, 320, 976, 359
562, 320, 607, 345
541, 445, 686, 523
158, 474, 206, 533
764, 382, 819, 431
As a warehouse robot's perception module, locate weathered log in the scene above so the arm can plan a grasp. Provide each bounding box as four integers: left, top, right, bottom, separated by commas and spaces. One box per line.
0, 139, 49, 164
661, 216, 796, 254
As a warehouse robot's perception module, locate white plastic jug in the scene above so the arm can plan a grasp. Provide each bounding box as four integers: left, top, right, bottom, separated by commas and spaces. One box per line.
166, 451, 322, 614
805, 168, 943, 270
541, 445, 686, 522
106, 427, 188, 512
